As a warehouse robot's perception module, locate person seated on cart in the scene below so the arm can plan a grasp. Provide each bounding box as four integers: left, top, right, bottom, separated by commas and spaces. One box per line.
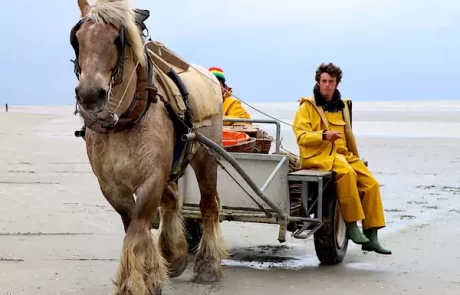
292, 62, 391, 255
209, 66, 252, 126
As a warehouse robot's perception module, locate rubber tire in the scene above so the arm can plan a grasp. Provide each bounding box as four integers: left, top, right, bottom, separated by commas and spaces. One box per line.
185, 218, 203, 254
313, 189, 349, 265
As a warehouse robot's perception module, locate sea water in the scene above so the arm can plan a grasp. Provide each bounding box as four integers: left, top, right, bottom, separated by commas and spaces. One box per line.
243, 100, 460, 153
5, 100, 460, 154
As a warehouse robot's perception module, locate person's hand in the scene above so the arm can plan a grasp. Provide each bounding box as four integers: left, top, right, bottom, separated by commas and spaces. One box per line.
323, 130, 341, 142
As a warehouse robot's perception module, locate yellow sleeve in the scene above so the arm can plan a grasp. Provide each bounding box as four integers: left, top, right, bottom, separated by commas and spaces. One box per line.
292, 103, 324, 147
224, 99, 251, 120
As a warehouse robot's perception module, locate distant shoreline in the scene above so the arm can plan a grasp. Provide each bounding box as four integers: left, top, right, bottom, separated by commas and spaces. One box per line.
3, 98, 460, 108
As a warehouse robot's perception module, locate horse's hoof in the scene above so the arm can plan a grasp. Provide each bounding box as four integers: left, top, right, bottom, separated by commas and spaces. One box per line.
192, 269, 222, 284
168, 255, 189, 278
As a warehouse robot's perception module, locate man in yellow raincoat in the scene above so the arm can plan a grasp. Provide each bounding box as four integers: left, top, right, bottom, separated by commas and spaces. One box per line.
209, 67, 251, 126
292, 63, 391, 255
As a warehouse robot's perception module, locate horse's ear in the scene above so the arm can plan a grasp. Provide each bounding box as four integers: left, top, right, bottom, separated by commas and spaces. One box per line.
78, 0, 90, 17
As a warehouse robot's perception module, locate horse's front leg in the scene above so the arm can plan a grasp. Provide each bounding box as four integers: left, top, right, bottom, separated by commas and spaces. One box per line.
100, 185, 134, 232
112, 173, 168, 295
158, 181, 189, 278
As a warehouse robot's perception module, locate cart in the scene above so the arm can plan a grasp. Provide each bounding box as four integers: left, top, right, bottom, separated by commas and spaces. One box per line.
174, 117, 359, 265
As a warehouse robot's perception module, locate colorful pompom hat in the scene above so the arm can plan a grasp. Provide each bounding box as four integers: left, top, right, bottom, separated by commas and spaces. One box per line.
209, 67, 226, 83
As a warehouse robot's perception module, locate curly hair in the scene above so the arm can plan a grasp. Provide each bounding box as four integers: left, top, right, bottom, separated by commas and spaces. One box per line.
315, 62, 343, 84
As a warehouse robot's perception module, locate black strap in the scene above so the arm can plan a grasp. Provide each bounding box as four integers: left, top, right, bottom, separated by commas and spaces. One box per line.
347, 100, 352, 127
133, 9, 150, 35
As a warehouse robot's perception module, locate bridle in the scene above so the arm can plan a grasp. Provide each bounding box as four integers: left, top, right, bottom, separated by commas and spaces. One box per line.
69, 8, 196, 182
70, 18, 127, 87
69, 12, 155, 135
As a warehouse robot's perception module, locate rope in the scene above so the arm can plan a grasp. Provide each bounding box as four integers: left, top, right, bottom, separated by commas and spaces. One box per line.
75, 40, 333, 160
112, 61, 140, 113
109, 42, 329, 160
184, 63, 333, 160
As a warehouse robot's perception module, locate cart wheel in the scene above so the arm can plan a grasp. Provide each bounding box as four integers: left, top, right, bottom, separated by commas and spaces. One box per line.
185, 218, 203, 254
313, 197, 348, 265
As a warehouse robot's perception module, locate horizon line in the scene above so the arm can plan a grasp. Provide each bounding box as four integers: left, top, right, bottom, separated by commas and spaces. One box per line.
3, 97, 460, 107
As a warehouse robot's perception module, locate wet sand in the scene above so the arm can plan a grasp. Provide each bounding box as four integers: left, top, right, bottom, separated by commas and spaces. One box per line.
1, 106, 460, 294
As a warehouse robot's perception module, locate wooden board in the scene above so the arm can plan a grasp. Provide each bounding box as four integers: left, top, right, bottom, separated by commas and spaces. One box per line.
288, 169, 333, 182
224, 125, 261, 137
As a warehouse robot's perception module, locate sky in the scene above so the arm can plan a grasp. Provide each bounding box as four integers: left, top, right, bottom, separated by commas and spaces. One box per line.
1, 0, 459, 105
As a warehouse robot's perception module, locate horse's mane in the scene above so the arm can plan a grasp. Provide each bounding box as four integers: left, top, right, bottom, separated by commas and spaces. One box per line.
85, 0, 146, 66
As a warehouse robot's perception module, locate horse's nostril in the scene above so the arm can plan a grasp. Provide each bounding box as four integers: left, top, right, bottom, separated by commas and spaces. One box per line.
75, 86, 106, 106
98, 88, 107, 99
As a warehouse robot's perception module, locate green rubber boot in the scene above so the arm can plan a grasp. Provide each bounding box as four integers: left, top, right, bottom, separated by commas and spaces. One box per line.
346, 222, 369, 245
362, 228, 392, 255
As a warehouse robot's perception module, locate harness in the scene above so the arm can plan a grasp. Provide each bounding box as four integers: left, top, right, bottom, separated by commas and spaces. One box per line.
70, 9, 194, 182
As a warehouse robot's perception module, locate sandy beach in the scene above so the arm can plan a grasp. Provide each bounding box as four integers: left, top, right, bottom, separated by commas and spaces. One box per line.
1, 103, 460, 295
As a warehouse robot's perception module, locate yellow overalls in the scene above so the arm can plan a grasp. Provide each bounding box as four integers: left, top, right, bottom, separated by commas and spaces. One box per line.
325, 110, 385, 230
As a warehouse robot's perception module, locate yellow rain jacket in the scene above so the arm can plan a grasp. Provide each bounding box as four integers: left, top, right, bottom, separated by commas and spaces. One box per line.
292, 96, 359, 171
222, 88, 251, 126
292, 96, 385, 229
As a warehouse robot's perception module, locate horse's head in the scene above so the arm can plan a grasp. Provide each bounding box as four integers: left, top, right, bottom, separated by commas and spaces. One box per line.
70, 0, 146, 113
